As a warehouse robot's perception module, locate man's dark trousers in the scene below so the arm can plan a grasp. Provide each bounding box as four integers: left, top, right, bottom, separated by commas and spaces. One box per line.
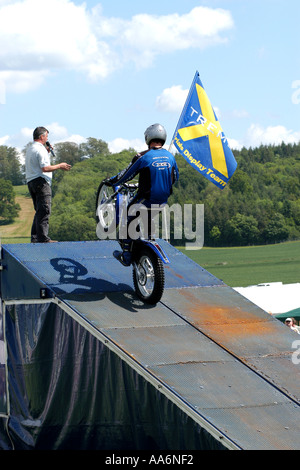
28, 176, 52, 243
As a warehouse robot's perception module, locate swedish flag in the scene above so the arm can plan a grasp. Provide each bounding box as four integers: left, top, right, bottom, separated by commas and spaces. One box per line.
172, 71, 237, 189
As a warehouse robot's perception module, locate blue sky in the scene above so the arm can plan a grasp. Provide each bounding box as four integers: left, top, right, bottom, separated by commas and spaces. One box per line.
0, 0, 299, 156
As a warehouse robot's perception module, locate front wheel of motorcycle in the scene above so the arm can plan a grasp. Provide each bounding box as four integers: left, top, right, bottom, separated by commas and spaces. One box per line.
132, 246, 165, 305
95, 181, 117, 234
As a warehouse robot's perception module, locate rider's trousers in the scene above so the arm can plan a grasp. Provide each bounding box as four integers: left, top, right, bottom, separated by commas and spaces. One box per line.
120, 196, 165, 247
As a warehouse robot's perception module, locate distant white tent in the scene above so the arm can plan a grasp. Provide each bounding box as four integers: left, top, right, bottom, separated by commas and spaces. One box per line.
234, 282, 300, 315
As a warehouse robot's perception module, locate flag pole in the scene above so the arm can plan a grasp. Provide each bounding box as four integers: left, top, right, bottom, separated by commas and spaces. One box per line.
168, 71, 199, 153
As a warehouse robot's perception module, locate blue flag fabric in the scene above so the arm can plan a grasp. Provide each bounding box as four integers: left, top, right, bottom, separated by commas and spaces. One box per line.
172, 71, 237, 189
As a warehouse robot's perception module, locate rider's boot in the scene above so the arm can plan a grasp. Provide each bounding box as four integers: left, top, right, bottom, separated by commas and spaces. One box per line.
113, 240, 132, 267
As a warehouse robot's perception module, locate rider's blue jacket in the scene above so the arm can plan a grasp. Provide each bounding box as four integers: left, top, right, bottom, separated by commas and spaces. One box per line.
110, 147, 179, 205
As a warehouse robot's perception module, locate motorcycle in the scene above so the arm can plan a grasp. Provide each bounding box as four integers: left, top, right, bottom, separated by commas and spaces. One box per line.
96, 179, 170, 304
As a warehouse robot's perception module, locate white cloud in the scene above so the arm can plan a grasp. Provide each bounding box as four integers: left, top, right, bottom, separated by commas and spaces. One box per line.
231, 109, 250, 119
1, 122, 86, 155
3, 121, 144, 154
37, 123, 87, 147
0, 135, 9, 145
0, 70, 51, 94
245, 124, 300, 147
113, 7, 233, 67
108, 137, 145, 154
20, 127, 34, 142
224, 123, 300, 151
46, 123, 75, 142
156, 85, 222, 118
156, 85, 188, 113
64, 134, 87, 146
0, 0, 116, 89
228, 138, 242, 151
0, 1, 234, 92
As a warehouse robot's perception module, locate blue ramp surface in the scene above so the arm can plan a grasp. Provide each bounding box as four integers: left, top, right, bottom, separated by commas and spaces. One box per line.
1, 240, 300, 450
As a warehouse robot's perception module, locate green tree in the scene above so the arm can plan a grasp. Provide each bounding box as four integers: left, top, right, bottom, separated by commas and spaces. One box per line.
262, 213, 289, 244
209, 225, 222, 246
225, 213, 260, 246
0, 146, 23, 185
229, 169, 253, 194
0, 178, 20, 223
53, 142, 82, 166
49, 212, 96, 241
79, 137, 110, 159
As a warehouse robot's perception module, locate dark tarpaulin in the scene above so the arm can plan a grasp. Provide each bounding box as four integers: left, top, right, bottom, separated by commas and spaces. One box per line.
0, 297, 11, 450
0, 300, 6, 413
3, 301, 225, 450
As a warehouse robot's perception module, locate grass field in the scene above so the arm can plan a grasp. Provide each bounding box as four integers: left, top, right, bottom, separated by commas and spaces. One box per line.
0, 185, 34, 244
179, 241, 300, 287
1, 185, 299, 288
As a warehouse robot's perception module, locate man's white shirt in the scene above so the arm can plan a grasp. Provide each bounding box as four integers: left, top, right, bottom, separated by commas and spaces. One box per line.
25, 141, 52, 185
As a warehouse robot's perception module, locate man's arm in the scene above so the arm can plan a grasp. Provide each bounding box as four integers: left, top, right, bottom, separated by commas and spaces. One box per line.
110, 154, 142, 186
42, 162, 71, 172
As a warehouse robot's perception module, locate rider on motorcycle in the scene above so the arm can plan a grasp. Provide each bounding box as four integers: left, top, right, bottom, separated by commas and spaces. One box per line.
107, 123, 179, 266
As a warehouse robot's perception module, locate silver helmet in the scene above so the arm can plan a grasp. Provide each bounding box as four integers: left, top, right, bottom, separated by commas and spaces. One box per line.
144, 123, 167, 146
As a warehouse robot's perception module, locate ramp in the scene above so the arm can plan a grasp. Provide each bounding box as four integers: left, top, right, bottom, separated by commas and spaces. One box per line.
0, 240, 299, 450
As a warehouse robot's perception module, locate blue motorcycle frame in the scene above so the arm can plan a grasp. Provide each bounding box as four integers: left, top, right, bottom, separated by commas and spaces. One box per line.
96, 180, 170, 304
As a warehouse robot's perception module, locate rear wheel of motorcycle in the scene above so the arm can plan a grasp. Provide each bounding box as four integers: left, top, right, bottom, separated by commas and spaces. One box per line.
132, 246, 165, 304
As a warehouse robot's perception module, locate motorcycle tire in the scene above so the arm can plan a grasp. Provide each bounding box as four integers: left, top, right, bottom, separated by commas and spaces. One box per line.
132, 246, 165, 305
95, 181, 117, 234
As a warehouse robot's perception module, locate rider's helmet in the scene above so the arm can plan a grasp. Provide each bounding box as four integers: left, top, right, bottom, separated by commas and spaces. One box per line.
144, 123, 167, 146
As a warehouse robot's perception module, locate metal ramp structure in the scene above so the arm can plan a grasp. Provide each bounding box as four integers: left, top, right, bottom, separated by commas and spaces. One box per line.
0, 240, 299, 450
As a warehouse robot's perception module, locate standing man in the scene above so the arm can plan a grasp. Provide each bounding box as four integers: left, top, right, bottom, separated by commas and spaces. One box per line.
25, 126, 71, 243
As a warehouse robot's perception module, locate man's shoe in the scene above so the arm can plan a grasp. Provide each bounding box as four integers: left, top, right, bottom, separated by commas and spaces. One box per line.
113, 250, 132, 267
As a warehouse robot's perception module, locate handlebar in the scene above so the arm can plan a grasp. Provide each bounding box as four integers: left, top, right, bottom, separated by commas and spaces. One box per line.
102, 179, 139, 192
121, 182, 139, 190
100, 179, 138, 207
